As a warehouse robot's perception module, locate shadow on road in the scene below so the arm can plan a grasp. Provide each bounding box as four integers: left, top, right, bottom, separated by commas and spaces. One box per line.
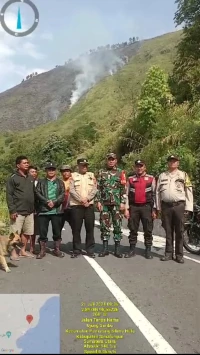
0, 261, 18, 271
41, 241, 162, 259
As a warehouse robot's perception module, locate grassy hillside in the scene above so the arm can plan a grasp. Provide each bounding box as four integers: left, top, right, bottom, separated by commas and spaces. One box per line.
0, 41, 140, 133
0, 31, 182, 162
0, 66, 77, 131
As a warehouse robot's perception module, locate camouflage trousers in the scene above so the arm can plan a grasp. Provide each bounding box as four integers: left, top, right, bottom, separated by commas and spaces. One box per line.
100, 205, 123, 242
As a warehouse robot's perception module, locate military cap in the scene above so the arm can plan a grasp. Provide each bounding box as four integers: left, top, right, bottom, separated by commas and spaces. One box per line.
135, 159, 145, 165
45, 162, 57, 169
107, 153, 117, 159
167, 155, 179, 161
60, 164, 72, 171
77, 158, 88, 165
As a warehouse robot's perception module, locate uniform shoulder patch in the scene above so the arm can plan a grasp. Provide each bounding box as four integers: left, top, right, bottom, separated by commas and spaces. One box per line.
159, 172, 168, 179
99, 169, 109, 176
184, 172, 192, 187
88, 172, 94, 179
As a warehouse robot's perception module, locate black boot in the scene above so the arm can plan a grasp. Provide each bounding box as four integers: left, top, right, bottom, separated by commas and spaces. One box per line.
99, 241, 109, 257
160, 253, 173, 261
145, 246, 153, 259
176, 256, 184, 264
114, 241, 123, 258
86, 250, 95, 258
71, 250, 81, 258
36, 241, 46, 259
124, 244, 136, 258
52, 239, 64, 258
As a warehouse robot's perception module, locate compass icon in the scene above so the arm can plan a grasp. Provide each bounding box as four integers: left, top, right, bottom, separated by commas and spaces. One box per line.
0, 0, 39, 37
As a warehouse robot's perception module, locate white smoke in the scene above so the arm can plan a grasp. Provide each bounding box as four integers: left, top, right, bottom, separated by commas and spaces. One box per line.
51, 108, 59, 120
47, 100, 60, 122
70, 50, 125, 107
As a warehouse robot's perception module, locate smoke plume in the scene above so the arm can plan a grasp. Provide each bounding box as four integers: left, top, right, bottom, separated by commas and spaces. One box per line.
70, 50, 125, 107
46, 100, 60, 122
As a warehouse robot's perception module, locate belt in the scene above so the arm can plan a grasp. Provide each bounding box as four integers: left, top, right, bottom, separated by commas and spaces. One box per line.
161, 200, 185, 207
130, 202, 151, 207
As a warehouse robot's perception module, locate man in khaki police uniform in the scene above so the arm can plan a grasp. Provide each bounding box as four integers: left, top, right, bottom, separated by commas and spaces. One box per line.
156, 155, 193, 263
70, 158, 97, 258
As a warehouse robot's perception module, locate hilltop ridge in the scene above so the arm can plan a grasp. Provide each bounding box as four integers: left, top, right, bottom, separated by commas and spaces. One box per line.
0, 39, 141, 132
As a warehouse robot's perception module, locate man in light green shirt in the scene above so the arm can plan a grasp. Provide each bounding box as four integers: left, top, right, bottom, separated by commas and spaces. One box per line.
35, 162, 65, 259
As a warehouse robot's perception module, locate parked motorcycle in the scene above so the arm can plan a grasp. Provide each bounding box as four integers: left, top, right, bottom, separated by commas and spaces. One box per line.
183, 204, 200, 255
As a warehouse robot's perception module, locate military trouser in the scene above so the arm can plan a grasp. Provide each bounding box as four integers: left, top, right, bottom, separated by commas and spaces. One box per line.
161, 201, 185, 257
128, 204, 153, 247
100, 205, 123, 242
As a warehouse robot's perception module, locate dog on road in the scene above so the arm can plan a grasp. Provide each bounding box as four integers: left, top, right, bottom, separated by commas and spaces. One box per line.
0, 232, 23, 272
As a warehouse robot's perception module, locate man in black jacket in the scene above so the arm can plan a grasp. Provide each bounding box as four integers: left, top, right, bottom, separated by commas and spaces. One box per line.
6, 155, 35, 260
35, 162, 65, 259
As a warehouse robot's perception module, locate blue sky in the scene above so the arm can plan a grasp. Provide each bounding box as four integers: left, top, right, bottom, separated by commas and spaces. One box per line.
0, 0, 180, 93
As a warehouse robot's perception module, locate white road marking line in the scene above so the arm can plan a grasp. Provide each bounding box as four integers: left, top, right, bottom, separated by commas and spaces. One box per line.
84, 255, 177, 354
183, 255, 200, 263
94, 220, 200, 264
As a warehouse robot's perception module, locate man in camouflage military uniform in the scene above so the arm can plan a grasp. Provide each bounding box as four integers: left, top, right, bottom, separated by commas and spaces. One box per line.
96, 153, 127, 258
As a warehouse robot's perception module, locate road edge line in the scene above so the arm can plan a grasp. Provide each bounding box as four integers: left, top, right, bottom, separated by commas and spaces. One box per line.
84, 255, 177, 354
94, 220, 200, 264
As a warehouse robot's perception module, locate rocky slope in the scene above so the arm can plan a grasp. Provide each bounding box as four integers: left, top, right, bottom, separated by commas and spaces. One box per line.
0, 41, 141, 132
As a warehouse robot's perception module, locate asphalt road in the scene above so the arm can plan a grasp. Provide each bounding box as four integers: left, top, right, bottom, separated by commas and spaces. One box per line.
0, 216, 200, 354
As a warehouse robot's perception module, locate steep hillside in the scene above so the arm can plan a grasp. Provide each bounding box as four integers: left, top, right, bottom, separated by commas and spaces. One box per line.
0, 30, 182, 171
0, 66, 77, 131
0, 42, 141, 132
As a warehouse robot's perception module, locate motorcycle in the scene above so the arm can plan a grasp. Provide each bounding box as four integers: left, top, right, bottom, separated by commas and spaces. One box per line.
183, 204, 200, 255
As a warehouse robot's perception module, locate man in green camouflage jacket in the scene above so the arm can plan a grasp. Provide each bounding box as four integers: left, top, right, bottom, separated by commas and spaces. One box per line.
96, 153, 127, 258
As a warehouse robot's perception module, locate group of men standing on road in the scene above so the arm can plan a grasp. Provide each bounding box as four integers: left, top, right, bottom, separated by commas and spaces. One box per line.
124, 155, 193, 263
5, 153, 193, 264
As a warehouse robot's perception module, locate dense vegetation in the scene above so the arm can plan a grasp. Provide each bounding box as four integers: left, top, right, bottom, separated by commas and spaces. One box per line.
0, 0, 200, 226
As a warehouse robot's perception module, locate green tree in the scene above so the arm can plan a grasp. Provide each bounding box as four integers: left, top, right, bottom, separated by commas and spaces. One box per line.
137, 65, 172, 136
170, 0, 200, 103
174, 0, 200, 27
40, 134, 72, 167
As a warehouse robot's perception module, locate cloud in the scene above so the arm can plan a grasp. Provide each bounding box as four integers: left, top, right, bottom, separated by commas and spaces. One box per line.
21, 42, 45, 59
0, 42, 15, 58
40, 32, 53, 41
0, 11, 47, 92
